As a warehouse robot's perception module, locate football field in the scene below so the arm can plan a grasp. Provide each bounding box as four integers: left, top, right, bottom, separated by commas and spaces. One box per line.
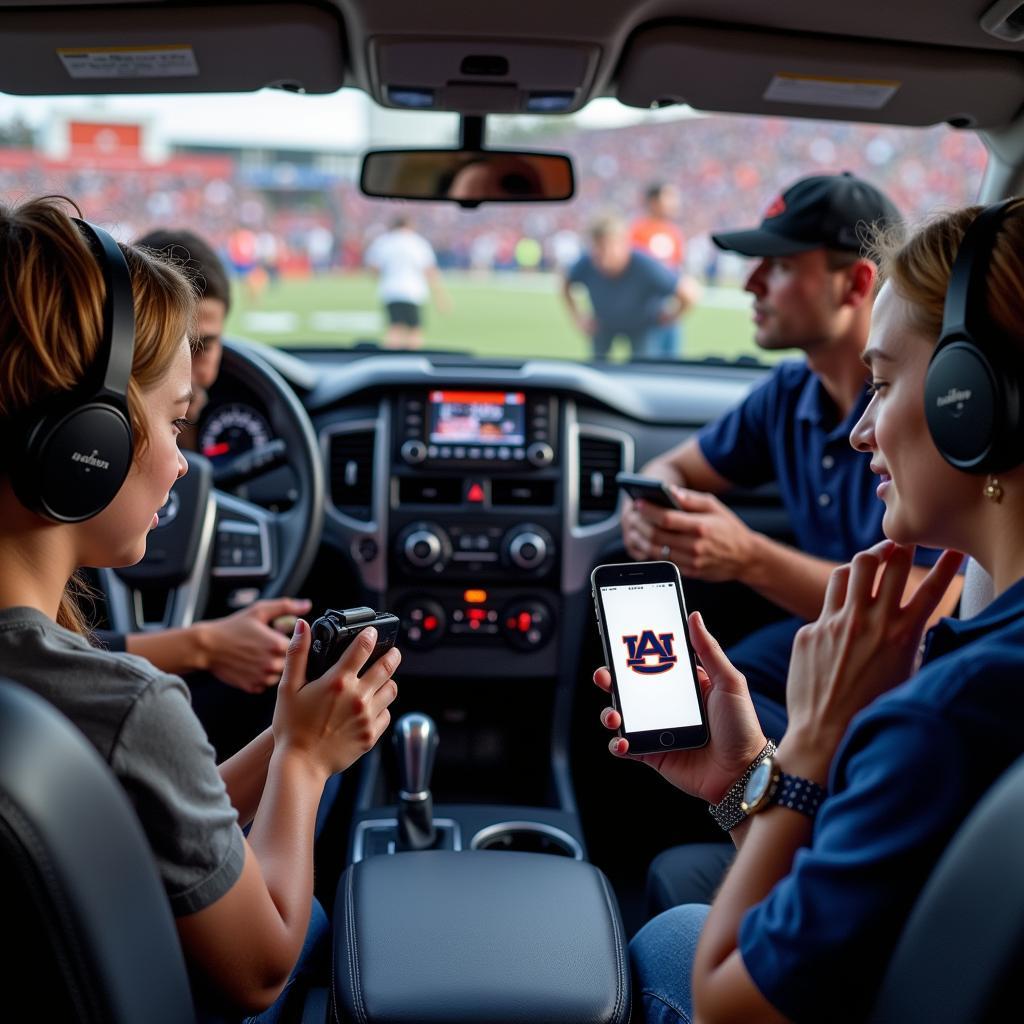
224, 271, 772, 364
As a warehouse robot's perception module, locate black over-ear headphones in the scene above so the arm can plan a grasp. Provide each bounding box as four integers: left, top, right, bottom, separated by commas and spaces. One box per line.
10, 220, 135, 522
925, 198, 1023, 474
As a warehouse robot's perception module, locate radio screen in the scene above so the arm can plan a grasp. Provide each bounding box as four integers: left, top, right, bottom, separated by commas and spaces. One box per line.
428, 390, 526, 446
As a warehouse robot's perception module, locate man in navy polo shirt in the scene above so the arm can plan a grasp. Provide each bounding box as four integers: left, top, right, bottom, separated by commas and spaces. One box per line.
562, 214, 699, 360
622, 173, 963, 741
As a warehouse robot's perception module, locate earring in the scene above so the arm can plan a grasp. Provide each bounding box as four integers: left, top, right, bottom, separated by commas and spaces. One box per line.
983, 476, 1004, 503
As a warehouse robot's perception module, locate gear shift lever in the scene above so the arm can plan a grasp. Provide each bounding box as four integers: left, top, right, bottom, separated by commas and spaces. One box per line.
394, 712, 438, 851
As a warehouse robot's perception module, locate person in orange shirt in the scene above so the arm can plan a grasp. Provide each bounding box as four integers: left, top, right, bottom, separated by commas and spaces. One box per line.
631, 183, 698, 357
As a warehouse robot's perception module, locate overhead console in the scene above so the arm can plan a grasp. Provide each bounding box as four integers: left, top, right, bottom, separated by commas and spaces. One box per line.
369, 36, 600, 114
616, 23, 1024, 129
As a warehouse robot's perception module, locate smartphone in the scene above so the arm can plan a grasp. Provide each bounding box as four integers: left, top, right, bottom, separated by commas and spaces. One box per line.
591, 560, 709, 754
615, 472, 680, 510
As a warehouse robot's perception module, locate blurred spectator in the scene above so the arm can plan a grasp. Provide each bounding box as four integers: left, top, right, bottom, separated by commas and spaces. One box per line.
630, 182, 700, 355
363, 214, 451, 348
561, 214, 698, 360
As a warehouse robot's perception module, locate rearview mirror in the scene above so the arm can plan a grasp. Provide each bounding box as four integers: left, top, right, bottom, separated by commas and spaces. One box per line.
359, 149, 575, 205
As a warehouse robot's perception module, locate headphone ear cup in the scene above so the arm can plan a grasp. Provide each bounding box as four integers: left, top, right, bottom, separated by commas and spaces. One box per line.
924, 338, 1004, 473
17, 402, 133, 523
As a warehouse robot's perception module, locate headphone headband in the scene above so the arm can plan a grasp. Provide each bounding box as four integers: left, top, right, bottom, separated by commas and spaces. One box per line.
72, 219, 135, 399
941, 199, 1017, 345
926, 197, 1023, 474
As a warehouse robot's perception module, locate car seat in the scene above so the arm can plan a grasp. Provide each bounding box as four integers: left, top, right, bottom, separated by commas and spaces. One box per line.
0, 678, 196, 1023
868, 750, 1024, 1022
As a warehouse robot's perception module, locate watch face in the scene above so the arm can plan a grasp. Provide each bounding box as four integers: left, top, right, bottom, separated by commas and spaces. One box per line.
742, 759, 774, 812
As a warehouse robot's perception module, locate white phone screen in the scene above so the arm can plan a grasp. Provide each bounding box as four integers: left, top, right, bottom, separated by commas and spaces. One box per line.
599, 581, 701, 733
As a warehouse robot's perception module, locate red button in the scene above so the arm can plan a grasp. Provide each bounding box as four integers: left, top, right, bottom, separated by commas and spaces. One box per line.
423, 615, 438, 631
467, 483, 485, 503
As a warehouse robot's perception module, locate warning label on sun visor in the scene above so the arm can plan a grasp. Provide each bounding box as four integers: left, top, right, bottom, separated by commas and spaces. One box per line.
58, 45, 199, 79
764, 73, 900, 110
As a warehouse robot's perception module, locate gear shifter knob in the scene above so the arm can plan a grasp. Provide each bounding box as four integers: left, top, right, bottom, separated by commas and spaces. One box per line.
395, 712, 438, 798
394, 713, 439, 852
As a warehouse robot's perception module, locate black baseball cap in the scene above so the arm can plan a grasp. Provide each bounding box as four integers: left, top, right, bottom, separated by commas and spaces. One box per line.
711, 172, 901, 258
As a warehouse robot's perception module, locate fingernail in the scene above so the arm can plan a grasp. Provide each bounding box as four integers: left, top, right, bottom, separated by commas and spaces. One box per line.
293, 619, 306, 637
364, 626, 377, 642
299, 598, 312, 608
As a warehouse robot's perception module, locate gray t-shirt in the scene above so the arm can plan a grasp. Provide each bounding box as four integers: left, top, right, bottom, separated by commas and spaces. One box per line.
0, 607, 245, 916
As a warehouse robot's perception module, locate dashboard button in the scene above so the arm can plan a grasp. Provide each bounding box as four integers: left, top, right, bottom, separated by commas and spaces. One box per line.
526, 442, 554, 467
400, 439, 427, 465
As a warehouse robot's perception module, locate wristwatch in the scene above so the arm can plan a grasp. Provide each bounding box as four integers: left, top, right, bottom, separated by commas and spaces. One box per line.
707, 739, 777, 832
740, 755, 826, 821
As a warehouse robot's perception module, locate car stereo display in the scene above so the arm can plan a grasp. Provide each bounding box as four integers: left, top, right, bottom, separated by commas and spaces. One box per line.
428, 390, 526, 446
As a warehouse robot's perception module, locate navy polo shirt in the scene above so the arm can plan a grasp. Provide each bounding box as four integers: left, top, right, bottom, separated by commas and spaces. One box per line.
738, 576, 1024, 1023
567, 251, 677, 333
698, 359, 884, 563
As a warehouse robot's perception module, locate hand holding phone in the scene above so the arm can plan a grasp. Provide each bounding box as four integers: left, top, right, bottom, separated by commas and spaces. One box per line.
615, 472, 680, 510
591, 560, 708, 753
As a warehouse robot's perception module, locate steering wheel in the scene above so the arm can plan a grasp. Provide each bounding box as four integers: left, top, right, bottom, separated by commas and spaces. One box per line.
100, 339, 325, 633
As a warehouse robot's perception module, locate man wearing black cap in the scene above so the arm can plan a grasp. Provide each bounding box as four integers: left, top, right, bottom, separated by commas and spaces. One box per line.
622, 173, 962, 746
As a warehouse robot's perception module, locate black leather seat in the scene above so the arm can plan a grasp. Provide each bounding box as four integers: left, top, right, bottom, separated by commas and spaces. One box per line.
0, 678, 196, 1023
869, 751, 1024, 1023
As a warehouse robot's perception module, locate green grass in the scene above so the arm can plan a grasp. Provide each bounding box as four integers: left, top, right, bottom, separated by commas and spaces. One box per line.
224, 271, 771, 364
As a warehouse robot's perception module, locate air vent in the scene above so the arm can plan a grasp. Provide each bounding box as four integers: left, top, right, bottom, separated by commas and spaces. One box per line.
398, 478, 463, 505
578, 434, 623, 524
492, 478, 556, 507
328, 429, 374, 520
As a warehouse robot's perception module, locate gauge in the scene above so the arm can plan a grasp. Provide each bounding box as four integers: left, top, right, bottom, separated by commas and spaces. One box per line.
199, 403, 272, 461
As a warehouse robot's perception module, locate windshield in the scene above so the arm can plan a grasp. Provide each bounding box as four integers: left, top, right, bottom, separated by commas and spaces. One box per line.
0, 91, 986, 364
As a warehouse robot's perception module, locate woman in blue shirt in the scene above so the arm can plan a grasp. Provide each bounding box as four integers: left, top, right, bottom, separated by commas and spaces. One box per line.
596, 198, 1024, 1023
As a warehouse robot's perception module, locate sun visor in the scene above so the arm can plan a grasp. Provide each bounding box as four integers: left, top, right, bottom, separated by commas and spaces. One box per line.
616, 24, 1024, 129
0, 2, 345, 95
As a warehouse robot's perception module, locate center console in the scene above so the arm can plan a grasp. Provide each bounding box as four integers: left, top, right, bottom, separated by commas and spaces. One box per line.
388, 388, 563, 677
330, 713, 630, 1024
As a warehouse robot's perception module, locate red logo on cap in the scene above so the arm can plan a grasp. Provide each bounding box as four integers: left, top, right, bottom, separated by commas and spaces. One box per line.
764, 196, 786, 219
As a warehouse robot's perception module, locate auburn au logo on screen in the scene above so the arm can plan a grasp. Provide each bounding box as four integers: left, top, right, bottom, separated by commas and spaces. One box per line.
621, 631, 677, 674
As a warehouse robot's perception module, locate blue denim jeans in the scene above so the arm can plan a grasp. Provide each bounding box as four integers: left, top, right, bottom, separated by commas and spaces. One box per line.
629, 903, 711, 1024
242, 897, 331, 1024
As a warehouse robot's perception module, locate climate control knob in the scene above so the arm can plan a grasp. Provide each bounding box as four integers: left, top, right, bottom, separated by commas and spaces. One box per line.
502, 523, 554, 574
501, 600, 554, 651
397, 522, 452, 572
399, 599, 446, 650
509, 531, 547, 570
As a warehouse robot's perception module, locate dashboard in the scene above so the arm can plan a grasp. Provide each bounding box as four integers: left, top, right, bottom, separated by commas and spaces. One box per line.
198, 346, 782, 682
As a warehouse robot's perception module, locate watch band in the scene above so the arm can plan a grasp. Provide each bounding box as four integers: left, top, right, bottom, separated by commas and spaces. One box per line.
707, 739, 777, 832
770, 772, 826, 820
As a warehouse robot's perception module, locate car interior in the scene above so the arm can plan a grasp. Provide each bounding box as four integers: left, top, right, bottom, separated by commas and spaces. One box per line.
2, 0, 1024, 1021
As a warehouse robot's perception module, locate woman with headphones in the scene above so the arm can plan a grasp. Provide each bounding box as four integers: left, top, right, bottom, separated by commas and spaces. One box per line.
596, 200, 1024, 1023
0, 196, 400, 1020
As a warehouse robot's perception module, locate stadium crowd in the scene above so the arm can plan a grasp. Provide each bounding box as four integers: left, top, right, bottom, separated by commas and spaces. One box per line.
0, 112, 986, 280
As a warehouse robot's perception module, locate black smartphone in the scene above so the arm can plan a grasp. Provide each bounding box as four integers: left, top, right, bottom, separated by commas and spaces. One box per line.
306, 606, 400, 681
591, 560, 709, 754
615, 472, 680, 510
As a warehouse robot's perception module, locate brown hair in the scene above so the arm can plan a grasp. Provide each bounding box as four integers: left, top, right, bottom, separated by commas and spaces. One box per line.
871, 200, 1024, 346
0, 195, 197, 631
